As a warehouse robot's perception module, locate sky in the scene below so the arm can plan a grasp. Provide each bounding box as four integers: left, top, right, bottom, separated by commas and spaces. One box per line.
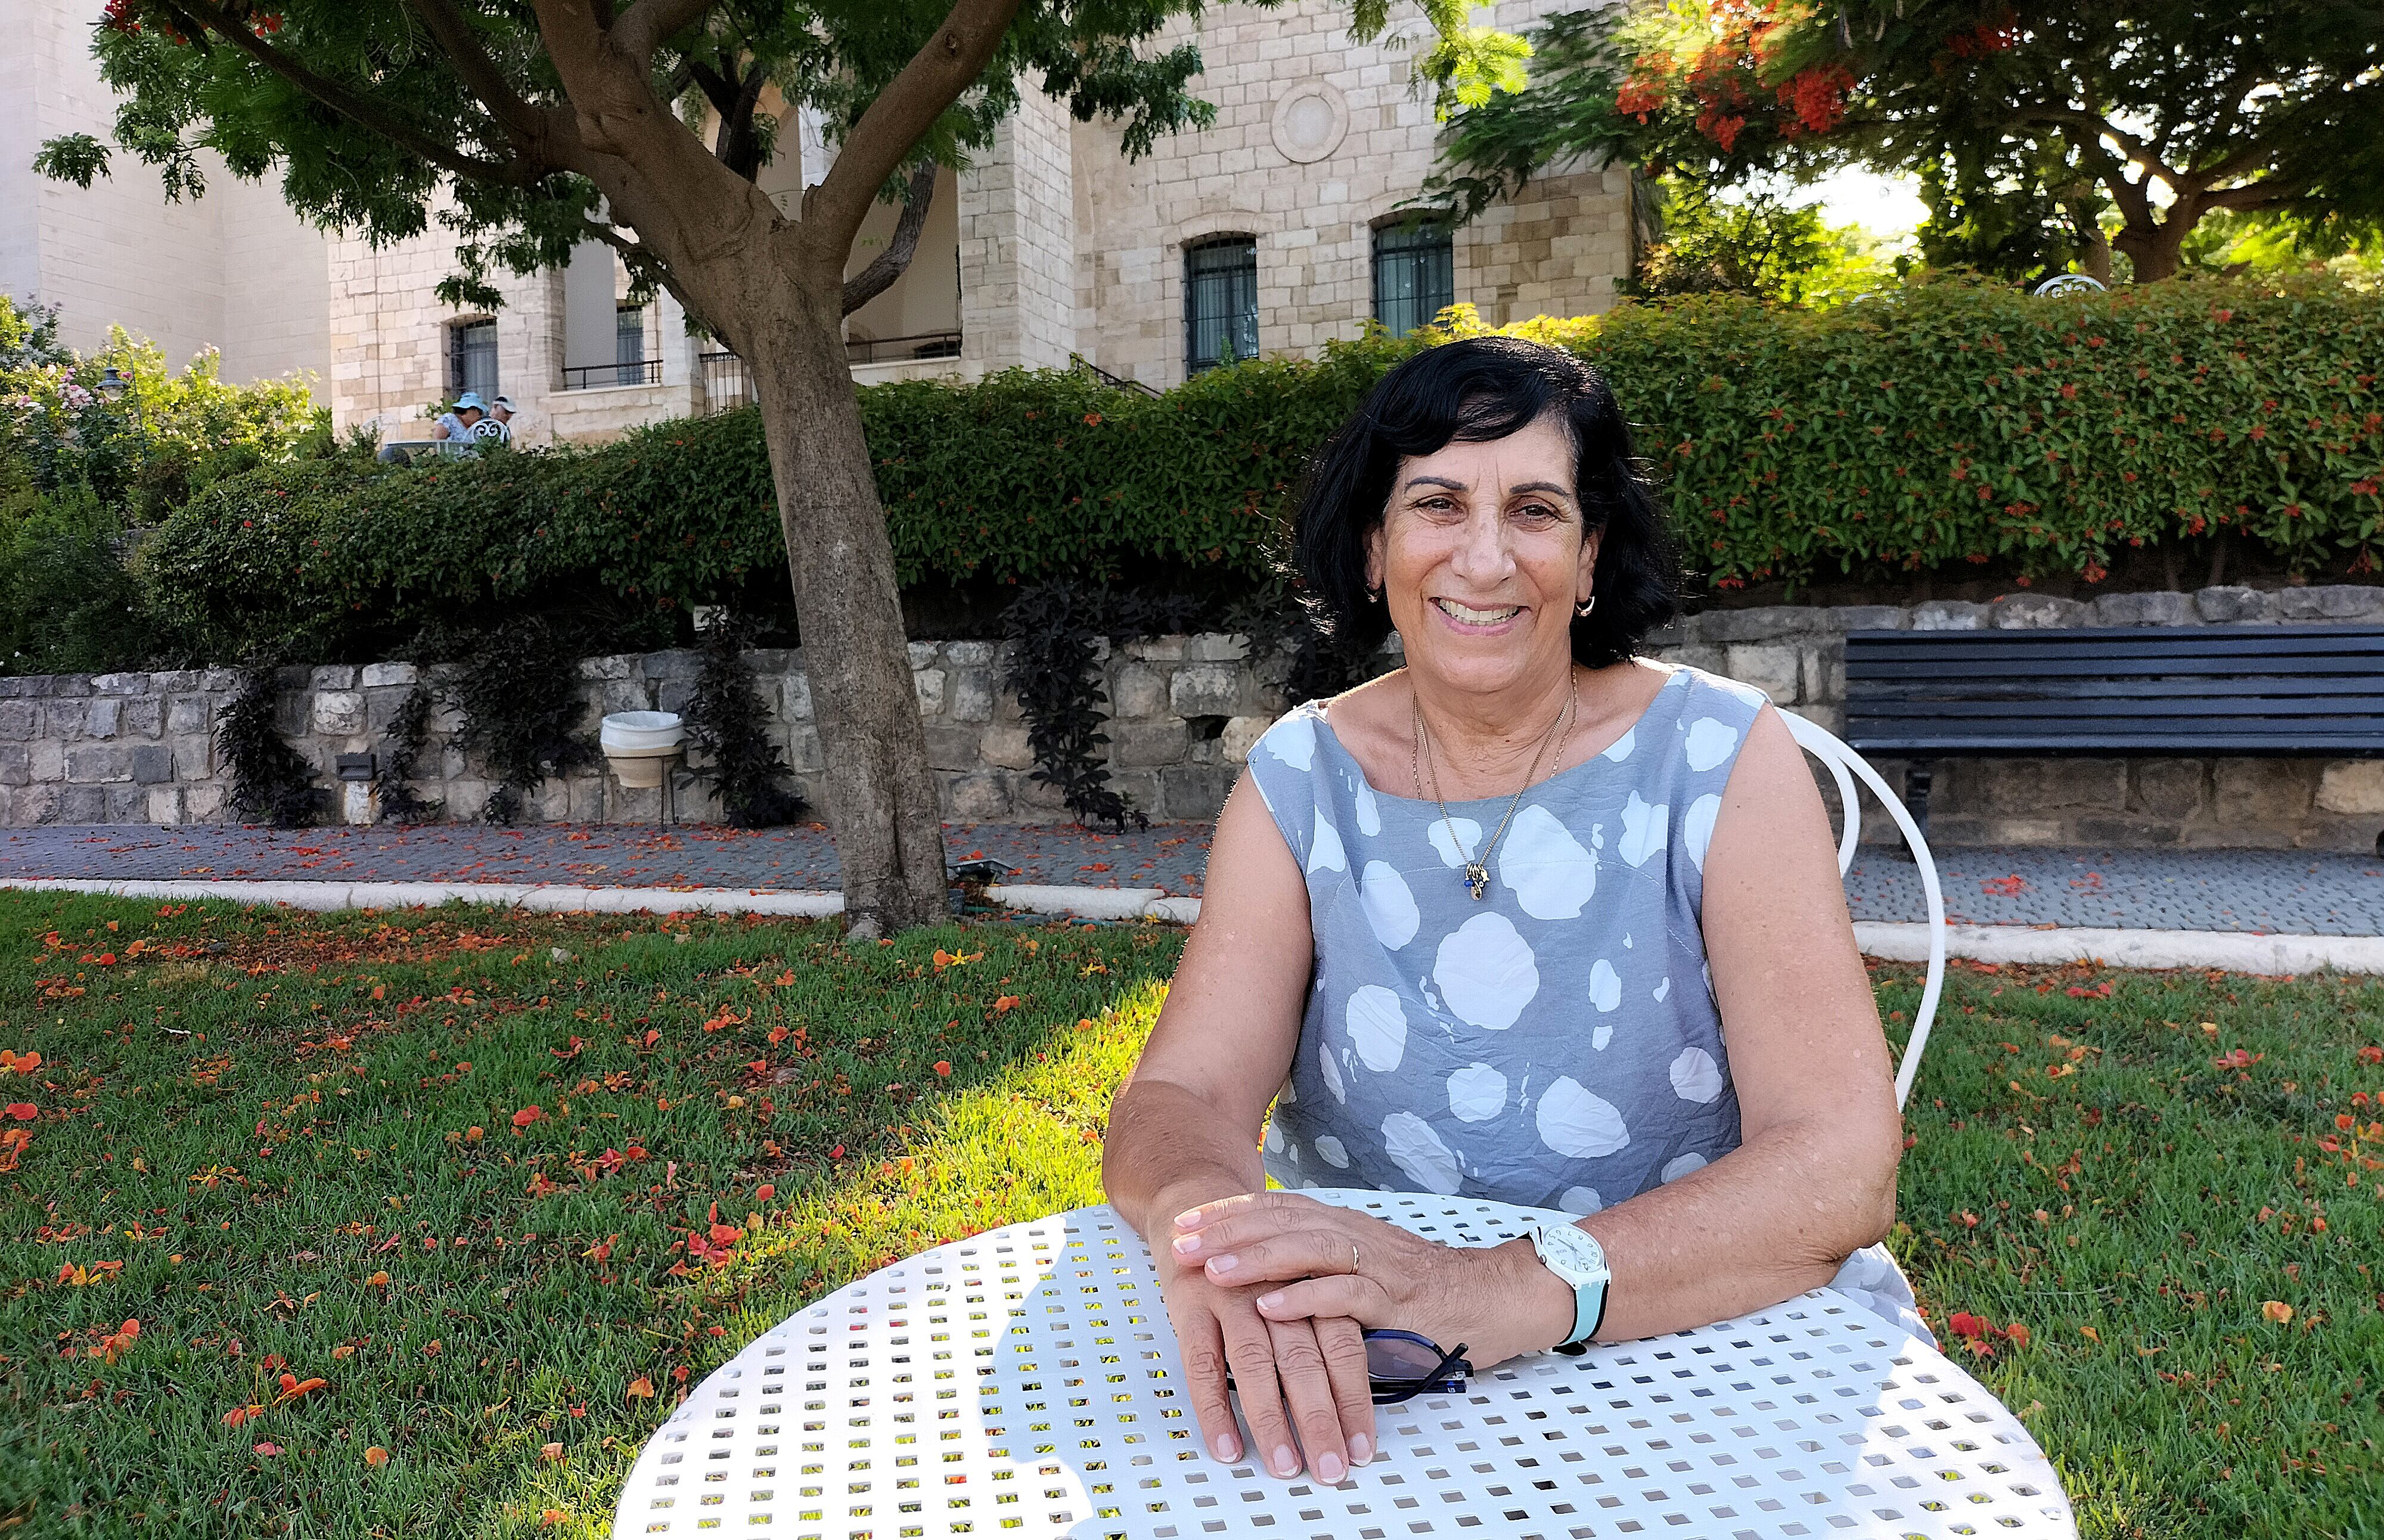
1803, 165, 1928, 240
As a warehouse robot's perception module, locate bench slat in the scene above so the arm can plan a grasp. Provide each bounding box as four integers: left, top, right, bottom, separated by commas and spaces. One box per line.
1846, 655, 2377, 681
1852, 699, 2384, 724
1848, 732, 2384, 754
1846, 624, 2384, 650
1848, 676, 2384, 703
1836, 620, 2384, 760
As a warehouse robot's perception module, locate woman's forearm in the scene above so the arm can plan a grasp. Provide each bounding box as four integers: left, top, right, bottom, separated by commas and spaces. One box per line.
1103, 1076, 1269, 1246
1569, 1111, 1899, 1343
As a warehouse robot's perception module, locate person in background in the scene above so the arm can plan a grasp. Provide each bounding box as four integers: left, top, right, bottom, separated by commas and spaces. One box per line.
473, 394, 516, 447
433, 392, 485, 450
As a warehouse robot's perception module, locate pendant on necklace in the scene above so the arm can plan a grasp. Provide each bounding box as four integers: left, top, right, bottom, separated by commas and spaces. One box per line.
1463, 861, 1490, 900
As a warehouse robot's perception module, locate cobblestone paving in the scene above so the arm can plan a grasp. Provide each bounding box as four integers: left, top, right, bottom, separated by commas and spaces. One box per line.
1846, 844, 2384, 937
4, 825, 2380, 936
0, 824, 1213, 895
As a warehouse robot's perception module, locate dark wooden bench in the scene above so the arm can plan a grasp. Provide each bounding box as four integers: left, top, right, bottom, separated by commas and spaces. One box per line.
1842, 625, 2384, 828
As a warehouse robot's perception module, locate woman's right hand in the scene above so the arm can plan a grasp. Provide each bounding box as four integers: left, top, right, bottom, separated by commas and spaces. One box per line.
1156, 1249, 1376, 1483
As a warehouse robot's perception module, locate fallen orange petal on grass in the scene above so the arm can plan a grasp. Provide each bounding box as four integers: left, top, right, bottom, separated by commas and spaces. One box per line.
253, 1442, 282, 1457
2079, 1325, 2101, 1342
512, 1106, 545, 1128
542, 1440, 565, 1461
541, 1511, 567, 1529
364, 1445, 390, 1467
2262, 1300, 2294, 1323
626, 1376, 656, 1399
4, 1103, 35, 1121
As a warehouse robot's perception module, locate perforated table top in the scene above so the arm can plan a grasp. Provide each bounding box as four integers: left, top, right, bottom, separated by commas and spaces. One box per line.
612, 1190, 2074, 1539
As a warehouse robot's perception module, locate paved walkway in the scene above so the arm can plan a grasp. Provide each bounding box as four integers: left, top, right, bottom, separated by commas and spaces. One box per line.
4, 824, 2380, 937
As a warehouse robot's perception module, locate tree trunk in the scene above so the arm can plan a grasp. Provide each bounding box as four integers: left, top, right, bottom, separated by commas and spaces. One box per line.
2113, 208, 2191, 284
741, 274, 949, 935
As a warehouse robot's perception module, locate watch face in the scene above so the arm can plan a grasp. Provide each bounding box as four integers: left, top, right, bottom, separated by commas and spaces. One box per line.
1540, 1224, 1606, 1277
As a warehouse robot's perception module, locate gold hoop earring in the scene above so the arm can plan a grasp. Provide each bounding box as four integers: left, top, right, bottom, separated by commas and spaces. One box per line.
1575, 595, 1597, 618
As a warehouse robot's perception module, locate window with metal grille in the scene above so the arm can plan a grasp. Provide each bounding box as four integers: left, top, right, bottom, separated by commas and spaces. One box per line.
615, 303, 648, 384
447, 318, 498, 400
1372, 221, 1454, 339
1184, 237, 1258, 376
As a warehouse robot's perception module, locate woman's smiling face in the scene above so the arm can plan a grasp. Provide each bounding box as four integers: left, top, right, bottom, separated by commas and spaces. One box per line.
1367, 412, 1597, 699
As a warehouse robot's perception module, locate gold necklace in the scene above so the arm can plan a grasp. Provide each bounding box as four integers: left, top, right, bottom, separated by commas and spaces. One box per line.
1411, 677, 1577, 901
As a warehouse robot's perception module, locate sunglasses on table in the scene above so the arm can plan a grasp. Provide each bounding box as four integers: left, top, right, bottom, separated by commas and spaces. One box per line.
1225, 1328, 1470, 1405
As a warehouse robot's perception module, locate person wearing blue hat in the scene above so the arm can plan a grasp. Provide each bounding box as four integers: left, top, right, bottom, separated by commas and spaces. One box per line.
433, 392, 486, 443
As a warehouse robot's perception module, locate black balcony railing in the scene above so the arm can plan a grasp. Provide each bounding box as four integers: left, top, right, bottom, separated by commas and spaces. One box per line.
694, 331, 964, 416
846, 330, 963, 366
1069, 352, 1161, 398
561, 359, 663, 389
700, 350, 753, 411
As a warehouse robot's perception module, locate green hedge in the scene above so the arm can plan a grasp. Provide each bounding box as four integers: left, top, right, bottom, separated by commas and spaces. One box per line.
145, 273, 2382, 662
1548, 273, 2384, 588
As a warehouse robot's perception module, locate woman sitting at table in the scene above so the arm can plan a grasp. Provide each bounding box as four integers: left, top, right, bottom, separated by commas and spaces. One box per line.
1103, 337, 1914, 1486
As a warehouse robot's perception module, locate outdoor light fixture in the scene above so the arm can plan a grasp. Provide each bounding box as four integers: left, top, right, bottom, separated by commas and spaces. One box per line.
95, 366, 131, 402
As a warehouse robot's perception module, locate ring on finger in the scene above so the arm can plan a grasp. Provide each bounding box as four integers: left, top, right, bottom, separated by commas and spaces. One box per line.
1349, 1240, 1361, 1275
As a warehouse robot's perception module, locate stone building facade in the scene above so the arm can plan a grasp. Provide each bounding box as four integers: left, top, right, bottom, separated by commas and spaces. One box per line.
8, 589, 2384, 850
12, 0, 1628, 438
322, 0, 1634, 446
4, 0, 332, 392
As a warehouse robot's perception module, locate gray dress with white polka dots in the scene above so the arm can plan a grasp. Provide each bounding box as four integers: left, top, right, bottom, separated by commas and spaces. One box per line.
1246, 663, 1924, 1336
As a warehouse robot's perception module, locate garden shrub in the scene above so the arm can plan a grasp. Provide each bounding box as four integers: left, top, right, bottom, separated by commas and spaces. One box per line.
1508, 273, 2384, 589
682, 613, 806, 828
142, 272, 2383, 667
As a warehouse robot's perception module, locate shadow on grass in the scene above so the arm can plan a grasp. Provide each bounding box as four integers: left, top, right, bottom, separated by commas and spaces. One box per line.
0, 893, 1183, 1539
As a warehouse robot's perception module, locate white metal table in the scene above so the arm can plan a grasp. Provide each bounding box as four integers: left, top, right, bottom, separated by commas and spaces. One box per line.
613, 1191, 2074, 1539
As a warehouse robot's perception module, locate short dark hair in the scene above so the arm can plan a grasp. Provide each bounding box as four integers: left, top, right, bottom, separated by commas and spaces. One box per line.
1292, 336, 1680, 667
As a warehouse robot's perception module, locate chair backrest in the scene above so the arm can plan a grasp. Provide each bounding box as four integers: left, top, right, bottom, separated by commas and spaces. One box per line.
1778, 711, 1946, 1111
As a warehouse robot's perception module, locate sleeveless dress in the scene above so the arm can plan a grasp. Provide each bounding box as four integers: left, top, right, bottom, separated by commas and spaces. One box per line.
1243, 663, 1925, 1338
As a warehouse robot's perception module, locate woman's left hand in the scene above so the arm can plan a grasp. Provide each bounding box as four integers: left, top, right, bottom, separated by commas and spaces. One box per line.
1169, 1192, 1573, 1371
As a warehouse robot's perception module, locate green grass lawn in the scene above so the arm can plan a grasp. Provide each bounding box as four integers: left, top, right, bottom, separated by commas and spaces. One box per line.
1, 893, 2377, 1538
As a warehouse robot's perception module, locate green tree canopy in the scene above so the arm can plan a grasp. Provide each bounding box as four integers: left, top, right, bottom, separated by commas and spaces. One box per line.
35, 0, 1524, 932
1425, 2, 2384, 284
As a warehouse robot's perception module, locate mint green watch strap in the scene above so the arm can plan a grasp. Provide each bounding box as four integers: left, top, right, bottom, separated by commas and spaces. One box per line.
1567, 1272, 1609, 1348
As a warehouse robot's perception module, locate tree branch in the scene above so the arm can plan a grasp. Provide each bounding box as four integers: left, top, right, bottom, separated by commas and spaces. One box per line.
610, 0, 720, 64
800, 0, 1023, 259
401, 0, 550, 149
716, 62, 771, 180
2009, 104, 2186, 191
169, 0, 547, 185
2180, 141, 2281, 194
2200, 178, 2302, 214
841, 162, 939, 316
578, 216, 716, 333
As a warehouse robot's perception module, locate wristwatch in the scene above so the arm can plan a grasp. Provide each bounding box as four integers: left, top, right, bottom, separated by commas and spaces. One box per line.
1529, 1222, 1610, 1350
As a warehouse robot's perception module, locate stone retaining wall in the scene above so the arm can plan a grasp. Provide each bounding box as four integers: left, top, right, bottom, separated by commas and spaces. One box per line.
1641, 585, 2384, 852
4, 584, 2381, 847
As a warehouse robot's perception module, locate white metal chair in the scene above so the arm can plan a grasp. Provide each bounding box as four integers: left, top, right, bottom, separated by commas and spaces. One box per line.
1779, 711, 1947, 1110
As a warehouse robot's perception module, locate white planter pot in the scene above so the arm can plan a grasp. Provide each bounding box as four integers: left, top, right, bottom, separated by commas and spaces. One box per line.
601, 712, 685, 788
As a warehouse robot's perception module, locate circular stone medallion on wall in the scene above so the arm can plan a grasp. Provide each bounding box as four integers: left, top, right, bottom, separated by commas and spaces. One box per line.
1271, 82, 1349, 164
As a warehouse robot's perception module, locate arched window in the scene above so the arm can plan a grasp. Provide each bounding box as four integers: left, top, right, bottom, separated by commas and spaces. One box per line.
1184, 236, 1258, 375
